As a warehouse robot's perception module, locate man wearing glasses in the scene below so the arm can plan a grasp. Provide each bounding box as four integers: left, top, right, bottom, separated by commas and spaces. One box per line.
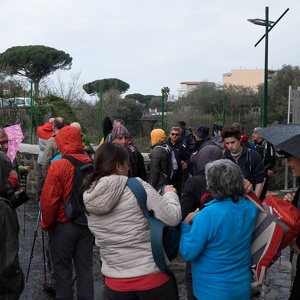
112, 125, 147, 181
166, 127, 190, 198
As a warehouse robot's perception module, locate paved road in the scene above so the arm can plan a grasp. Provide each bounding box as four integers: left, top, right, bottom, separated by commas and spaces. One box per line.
17, 195, 293, 300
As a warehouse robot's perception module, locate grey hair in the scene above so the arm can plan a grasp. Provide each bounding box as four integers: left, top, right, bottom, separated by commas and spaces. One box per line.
205, 159, 244, 203
170, 127, 180, 132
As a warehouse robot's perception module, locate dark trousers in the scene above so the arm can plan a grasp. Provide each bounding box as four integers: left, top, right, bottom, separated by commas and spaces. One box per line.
49, 222, 94, 300
0, 287, 22, 300
0, 268, 24, 300
171, 179, 182, 199
104, 276, 179, 300
289, 253, 300, 300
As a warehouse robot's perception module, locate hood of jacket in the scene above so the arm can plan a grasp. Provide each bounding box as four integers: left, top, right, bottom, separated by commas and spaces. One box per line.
83, 174, 128, 215
150, 141, 166, 150
240, 133, 249, 143
195, 136, 211, 149
55, 126, 83, 156
37, 122, 54, 140
195, 145, 223, 173
151, 129, 166, 146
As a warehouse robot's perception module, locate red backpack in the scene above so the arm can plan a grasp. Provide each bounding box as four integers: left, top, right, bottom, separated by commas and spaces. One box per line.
246, 191, 300, 289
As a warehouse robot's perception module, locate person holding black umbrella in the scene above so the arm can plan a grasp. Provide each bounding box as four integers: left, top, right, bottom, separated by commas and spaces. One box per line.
280, 151, 300, 300
254, 124, 300, 300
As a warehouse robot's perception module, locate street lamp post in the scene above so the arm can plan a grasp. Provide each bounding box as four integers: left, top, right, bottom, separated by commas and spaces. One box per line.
248, 7, 289, 127
161, 89, 165, 130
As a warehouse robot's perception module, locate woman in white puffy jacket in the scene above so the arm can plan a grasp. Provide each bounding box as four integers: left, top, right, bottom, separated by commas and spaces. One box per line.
80, 142, 182, 300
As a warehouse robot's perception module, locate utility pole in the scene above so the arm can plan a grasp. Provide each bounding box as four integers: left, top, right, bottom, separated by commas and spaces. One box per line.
161, 87, 170, 130
248, 7, 289, 127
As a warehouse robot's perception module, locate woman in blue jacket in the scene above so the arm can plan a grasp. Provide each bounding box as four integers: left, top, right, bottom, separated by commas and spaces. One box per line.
180, 159, 258, 300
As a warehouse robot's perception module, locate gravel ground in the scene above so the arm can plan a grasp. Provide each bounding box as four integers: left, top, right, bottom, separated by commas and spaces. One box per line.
18, 193, 293, 300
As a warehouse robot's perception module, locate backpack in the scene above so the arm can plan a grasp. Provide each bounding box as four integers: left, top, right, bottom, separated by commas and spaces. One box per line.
61, 155, 94, 226
254, 140, 275, 170
126, 178, 180, 277
155, 143, 178, 181
246, 191, 300, 294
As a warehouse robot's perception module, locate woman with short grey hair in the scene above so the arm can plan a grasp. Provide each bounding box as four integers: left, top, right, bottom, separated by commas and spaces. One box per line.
180, 159, 258, 300
205, 159, 244, 203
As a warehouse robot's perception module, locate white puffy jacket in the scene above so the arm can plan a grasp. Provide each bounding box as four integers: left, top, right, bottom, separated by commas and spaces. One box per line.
83, 175, 181, 278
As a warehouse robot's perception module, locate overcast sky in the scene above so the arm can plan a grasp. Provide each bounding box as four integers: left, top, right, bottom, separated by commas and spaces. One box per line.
1, 0, 299, 99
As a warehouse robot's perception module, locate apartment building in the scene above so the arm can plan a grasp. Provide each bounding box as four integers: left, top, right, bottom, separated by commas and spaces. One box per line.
178, 81, 215, 98
222, 69, 277, 90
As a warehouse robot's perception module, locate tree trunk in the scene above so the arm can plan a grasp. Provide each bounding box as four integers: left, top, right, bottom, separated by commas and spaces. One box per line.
33, 80, 39, 98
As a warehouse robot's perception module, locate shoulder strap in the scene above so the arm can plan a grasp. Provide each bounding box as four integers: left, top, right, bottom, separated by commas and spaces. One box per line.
155, 144, 170, 153
262, 141, 267, 163
246, 148, 252, 173
126, 178, 174, 277
126, 178, 149, 218
62, 155, 93, 173
62, 155, 80, 166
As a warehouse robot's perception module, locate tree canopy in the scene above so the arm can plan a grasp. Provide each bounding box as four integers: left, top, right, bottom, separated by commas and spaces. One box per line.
267, 65, 300, 123
83, 78, 130, 95
113, 98, 143, 136
125, 93, 156, 108
0, 45, 72, 97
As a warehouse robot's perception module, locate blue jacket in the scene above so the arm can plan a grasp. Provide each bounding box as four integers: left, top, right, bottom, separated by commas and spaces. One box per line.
180, 197, 258, 300
223, 144, 264, 186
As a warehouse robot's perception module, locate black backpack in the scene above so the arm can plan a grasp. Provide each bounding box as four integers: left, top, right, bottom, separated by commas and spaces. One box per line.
61, 155, 94, 226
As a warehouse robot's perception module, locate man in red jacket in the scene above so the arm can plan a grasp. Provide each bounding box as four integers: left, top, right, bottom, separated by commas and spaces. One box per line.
40, 126, 94, 300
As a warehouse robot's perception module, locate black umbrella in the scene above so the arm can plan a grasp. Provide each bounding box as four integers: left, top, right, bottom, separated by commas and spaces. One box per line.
255, 124, 300, 159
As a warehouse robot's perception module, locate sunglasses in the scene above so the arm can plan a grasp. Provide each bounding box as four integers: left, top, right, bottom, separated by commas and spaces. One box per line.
171, 133, 179, 137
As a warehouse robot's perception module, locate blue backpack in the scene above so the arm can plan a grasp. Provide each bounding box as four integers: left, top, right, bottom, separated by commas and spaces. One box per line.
127, 178, 180, 277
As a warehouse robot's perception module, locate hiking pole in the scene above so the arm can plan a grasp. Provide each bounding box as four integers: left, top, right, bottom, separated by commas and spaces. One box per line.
41, 229, 52, 291
26, 209, 41, 283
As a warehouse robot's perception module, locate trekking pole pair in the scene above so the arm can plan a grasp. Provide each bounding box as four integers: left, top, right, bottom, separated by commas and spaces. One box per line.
25, 209, 51, 291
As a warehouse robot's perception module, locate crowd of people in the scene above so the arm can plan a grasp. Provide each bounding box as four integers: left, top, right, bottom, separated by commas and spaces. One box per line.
1, 117, 300, 300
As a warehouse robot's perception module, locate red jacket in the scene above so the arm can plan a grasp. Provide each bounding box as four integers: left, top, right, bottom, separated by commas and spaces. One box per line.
37, 122, 54, 140
40, 126, 92, 231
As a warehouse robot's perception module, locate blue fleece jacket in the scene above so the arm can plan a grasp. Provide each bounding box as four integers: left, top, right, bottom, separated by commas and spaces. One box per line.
180, 197, 258, 300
